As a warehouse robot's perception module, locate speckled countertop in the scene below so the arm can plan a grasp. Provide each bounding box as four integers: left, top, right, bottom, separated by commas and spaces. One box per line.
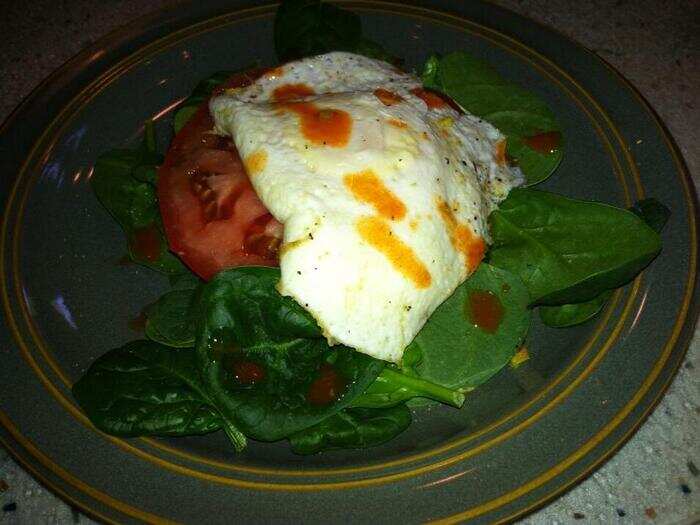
0, 0, 698, 523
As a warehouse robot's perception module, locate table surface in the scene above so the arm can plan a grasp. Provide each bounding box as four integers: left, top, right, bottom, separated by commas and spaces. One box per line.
0, 0, 698, 523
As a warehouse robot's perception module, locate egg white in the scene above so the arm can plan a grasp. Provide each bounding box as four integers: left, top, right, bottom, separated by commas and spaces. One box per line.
210, 52, 522, 363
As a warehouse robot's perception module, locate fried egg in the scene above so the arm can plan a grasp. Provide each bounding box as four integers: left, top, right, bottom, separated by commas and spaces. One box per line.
210, 52, 522, 363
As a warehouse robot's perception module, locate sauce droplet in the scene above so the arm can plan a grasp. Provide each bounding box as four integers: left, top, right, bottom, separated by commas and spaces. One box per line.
272, 83, 315, 102
128, 309, 148, 332
307, 364, 347, 405
279, 101, 352, 148
374, 88, 403, 106
232, 360, 265, 385
466, 290, 504, 333
130, 225, 161, 262
524, 131, 562, 155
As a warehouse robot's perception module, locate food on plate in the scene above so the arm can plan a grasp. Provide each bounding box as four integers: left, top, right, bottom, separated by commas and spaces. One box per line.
209, 52, 523, 362
75, 0, 666, 455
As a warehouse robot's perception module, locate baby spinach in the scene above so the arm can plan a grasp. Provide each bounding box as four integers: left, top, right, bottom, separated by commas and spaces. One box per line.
91, 122, 185, 274
409, 263, 531, 390
196, 267, 384, 442
488, 188, 661, 306
351, 367, 464, 409
539, 290, 613, 328
173, 71, 234, 133
72, 341, 223, 437
274, 0, 394, 62
422, 52, 563, 186
537, 197, 668, 327
289, 405, 411, 455
145, 286, 200, 348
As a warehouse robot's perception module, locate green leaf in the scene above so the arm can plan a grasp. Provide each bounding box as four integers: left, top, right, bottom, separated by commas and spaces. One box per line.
539, 290, 612, 327
537, 196, 668, 326
72, 341, 223, 437
173, 71, 235, 133
409, 263, 531, 390
274, 0, 393, 62
91, 128, 186, 275
488, 189, 662, 306
146, 287, 201, 348
422, 52, 563, 185
351, 368, 464, 409
196, 267, 384, 442
289, 405, 411, 455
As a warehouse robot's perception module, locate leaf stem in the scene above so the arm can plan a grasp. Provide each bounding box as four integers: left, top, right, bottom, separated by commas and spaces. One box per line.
222, 421, 247, 452
382, 368, 465, 408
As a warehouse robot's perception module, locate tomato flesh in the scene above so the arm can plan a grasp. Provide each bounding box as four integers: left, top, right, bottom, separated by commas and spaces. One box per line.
158, 70, 282, 280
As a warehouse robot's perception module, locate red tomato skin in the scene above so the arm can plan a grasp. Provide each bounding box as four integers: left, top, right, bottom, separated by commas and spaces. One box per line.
157, 70, 282, 280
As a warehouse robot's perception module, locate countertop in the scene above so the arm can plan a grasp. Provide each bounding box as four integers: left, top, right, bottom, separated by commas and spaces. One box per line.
0, 0, 698, 523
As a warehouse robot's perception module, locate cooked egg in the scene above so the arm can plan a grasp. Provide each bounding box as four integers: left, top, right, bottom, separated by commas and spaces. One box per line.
210, 52, 522, 363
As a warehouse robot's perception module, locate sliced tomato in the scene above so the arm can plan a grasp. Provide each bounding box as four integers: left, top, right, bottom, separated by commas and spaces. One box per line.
158, 70, 283, 280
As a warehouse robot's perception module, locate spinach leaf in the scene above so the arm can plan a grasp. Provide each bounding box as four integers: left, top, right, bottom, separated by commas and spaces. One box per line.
72, 341, 222, 437
91, 122, 186, 274
173, 71, 234, 133
196, 267, 384, 442
539, 290, 613, 327
145, 286, 200, 348
351, 367, 464, 409
422, 52, 563, 185
274, 0, 393, 62
289, 405, 411, 455
537, 197, 668, 327
488, 188, 661, 306
409, 263, 531, 390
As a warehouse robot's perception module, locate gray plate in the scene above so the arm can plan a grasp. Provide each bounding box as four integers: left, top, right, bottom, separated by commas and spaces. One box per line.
0, 1, 697, 523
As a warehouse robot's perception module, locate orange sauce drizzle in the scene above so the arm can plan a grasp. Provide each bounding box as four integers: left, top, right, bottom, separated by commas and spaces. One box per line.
494, 139, 507, 166
272, 83, 315, 101
524, 131, 562, 154
374, 88, 404, 106
466, 290, 504, 333
243, 150, 267, 175
411, 87, 447, 109
344, 170, 406, 221
437, 199, 485, 271
387, 118, 408, 129
357, 216, 431, 289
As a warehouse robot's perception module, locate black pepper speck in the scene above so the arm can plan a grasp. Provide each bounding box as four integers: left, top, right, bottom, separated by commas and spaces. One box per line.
573, 512, 585, 520
3, 503, 17, 513
617, 508, 626, 517
297, 271, 301, 275
680, 483, 691, 494
688, 460, 699, 476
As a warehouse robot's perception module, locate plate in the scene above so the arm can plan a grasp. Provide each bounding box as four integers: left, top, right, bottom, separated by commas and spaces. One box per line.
0, 1, 697, 523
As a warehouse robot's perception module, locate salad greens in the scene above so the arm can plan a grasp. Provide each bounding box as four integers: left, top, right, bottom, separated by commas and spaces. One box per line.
538, 197, 669, 327
409, 263, 531, 390
90, 121, 186, 275
145, 286, 200, 348
274, 0, 395, 63
72, 341, 223, 437
488, 188, 661, 306
289, 405, 411, 455
173, 71, 234, 133
74, 0, 666, 455
422, 52, 563, 186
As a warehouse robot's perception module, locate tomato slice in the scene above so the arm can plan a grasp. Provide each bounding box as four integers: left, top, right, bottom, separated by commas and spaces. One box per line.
158, 70, 283, 280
